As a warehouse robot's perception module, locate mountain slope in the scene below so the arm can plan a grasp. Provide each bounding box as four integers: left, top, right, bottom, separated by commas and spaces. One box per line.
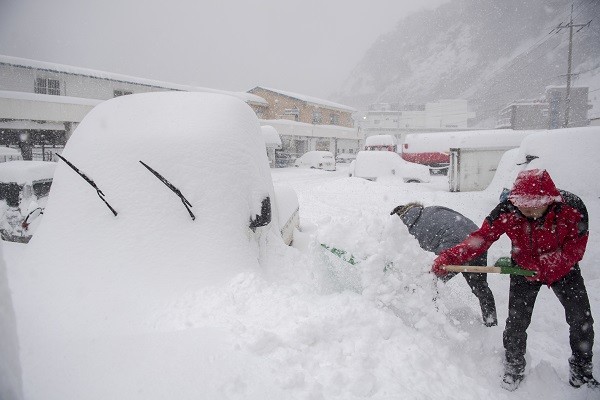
335, 0, 600, 126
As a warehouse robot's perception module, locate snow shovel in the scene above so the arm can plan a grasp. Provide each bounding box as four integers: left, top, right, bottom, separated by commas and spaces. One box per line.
443, 257, 536, 277
322, 245, 536, 277
320, 244, 359, 265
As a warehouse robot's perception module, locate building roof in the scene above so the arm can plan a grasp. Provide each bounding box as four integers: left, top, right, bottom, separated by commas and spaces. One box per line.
249, 86, 356, 113
0, 90, 103, 106
0, 54, 268, 106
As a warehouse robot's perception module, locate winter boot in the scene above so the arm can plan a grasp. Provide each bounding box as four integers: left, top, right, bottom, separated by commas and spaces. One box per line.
483, 314, 498, 327
502, 360, 524, 391
501, 373, 524, 391
569, 358, 600, 389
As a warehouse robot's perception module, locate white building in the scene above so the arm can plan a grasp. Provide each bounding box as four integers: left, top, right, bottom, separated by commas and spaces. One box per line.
0, 55, 267, 147
361, 99, 475, 145
1, 55, 362, 163
258, 119, 361, 158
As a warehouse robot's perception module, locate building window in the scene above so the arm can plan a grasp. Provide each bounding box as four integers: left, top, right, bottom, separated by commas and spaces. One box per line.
284, 107, 300, 122
312, 111, 322, 124
373, 119, 380, 125
114, 90, 133, 97
34, 78, 61, 95
330, 113, 339, 125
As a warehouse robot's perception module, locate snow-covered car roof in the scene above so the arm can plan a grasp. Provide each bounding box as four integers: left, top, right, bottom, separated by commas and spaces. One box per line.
261, 125, 282, 147
0, 161, 57, 185
18, 92, 282, 338
0, 146, 21, 156
353, 151, 431, 182
365, 134, 397, 147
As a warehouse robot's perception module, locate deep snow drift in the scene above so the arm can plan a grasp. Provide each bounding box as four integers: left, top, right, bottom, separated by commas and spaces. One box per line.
3, 125, 600, 399
0, 242, 23, 399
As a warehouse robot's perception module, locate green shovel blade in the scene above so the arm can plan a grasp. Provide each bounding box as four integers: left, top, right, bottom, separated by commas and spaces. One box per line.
320, 244, 359, 265
494, 257, 537, 277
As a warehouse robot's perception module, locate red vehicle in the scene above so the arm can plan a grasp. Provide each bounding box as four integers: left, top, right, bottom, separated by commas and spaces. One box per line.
401, 130, 533, 174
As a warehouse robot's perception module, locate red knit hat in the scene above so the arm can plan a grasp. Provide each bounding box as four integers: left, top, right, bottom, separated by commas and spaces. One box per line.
508, 169, 562, 208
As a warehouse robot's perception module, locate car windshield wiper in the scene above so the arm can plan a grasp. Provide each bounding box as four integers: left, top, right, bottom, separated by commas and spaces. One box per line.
55, 153, 118, 217
139, 160, 195, 221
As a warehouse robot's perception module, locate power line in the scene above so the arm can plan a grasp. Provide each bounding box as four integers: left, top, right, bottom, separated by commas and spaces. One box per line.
470, 0, 593, 102
481, 0, 589, 86
554, 3, 592, 127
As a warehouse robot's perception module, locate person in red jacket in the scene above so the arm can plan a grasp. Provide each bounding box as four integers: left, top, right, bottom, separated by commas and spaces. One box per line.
432, 169, 597, 391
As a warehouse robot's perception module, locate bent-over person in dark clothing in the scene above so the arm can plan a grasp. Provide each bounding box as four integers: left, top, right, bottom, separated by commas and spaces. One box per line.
391, 202, 497, 327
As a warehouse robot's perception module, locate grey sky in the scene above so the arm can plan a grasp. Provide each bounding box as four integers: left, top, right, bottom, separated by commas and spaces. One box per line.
0, 0, 447, 99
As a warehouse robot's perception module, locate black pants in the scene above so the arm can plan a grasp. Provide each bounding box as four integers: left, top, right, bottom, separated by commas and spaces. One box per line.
442, 254, 497, 324
503, 265, 595, 374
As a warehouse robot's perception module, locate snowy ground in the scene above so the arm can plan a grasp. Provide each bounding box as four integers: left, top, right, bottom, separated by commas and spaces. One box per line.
3, 163, 599, 400
272, 165, 600, 400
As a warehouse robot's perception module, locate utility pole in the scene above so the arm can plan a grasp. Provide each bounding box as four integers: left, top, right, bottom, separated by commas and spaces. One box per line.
554, 4, 592, 128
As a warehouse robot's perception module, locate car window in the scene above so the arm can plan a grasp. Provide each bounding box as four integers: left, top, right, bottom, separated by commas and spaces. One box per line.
33, 180, 53, 198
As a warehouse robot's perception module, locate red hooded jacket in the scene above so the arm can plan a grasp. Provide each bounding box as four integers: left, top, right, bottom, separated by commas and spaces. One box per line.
436, 170, 588, 285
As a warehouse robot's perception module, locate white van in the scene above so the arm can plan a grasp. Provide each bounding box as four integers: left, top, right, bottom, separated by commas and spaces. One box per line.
294, 150, 336, 171
349, 151, 430, 183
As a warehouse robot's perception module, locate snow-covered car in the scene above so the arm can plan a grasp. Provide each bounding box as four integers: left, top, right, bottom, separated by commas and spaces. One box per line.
364, 134, 397, 152
0, 146, 22, 163
348, 151, 431, 183
11, 92, 301, 397
294, 150, 336, 171
0, 161, 56, 243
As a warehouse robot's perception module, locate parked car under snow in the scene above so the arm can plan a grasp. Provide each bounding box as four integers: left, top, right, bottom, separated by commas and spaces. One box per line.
0, 161, 56, 243
294, 150, 336, 171
11, 92, 301, 397
348, 151, 431, 183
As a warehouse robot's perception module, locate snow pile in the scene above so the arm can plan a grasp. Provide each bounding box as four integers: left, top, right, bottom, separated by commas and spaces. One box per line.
5, 123, 600, 399
10, 92, 291, 398
0, 161, 56, 185
0, 242, 23, 400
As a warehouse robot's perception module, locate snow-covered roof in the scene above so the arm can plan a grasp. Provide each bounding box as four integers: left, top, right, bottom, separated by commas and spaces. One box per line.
260, 125, 282, 147
0, 90, 103, 106
403, 129, 535, 153
0, 161, 57, 184
0, 54, 268, 106
250, 86, 356, 113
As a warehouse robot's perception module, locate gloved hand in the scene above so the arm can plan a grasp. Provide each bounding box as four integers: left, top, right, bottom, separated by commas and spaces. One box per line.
390, 205, 403, 216
431, 254, 450, 277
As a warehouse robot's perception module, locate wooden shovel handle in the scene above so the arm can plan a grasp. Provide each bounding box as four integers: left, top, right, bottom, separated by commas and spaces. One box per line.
443, 265, 502, 274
